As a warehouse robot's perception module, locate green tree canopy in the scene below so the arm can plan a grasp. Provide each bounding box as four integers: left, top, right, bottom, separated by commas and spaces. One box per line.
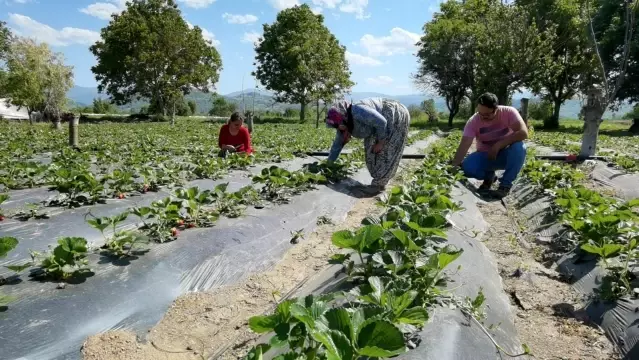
518, 0, 596, 128
92, 98, 118, 114
253, 4, 353, 122
209, 94, 237, 117
5, 38, 73, 121
90, 0, 222, 124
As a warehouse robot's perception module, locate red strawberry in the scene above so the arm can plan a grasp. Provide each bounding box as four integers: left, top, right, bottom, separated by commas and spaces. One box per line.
118, 193, 125, 199
171, 227, 178, 237
177, 219, 185, 226
0, 215, 4, 221
142, 184, 149, 193
187, 223, 196, 229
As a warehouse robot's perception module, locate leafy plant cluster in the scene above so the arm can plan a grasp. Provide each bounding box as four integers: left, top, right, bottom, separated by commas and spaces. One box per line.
520, 144, 639, 300
0, 121, 339, 205
531, 130, 639, 173
242, 133, 503, 360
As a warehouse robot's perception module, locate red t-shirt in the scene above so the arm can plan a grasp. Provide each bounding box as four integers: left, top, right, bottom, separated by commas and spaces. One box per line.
218, 124, 253, 154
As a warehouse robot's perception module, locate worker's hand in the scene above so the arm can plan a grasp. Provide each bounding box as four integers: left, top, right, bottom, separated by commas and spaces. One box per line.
372, 141, 384, 154
338, 124, 347, 131
488, 144, 500, 161
223, 145, 236, 152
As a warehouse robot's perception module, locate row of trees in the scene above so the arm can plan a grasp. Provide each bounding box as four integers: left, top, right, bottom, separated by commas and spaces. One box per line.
0, 24, 74, 123
415, 0, 638, 133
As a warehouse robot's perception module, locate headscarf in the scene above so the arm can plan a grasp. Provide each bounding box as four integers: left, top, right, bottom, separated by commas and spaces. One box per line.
325, 101, 349, 128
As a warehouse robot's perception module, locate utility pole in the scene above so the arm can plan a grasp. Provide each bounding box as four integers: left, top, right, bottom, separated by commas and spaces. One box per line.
241, 75, 245, 113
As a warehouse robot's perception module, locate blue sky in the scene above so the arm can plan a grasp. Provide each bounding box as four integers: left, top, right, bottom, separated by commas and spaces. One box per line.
0, 0, 445, 95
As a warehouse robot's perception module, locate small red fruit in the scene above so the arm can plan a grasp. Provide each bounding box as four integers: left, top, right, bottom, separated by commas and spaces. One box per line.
0, 215, 5, 221
187, 223, 196, 229
142, 184, 149, 193
171, 227, 178, 237
118, 193, 125, 199
177, 219, 185, 226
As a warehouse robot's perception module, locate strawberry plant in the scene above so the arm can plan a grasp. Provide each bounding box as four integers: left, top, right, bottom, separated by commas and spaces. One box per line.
48, 167, 106, 207
253, 166, 327, 203
175, 186, 219, 227
103, 169, 137, 197
30, 237, 90, 281
303, 160, 353, 183
12, 203, 50, 221
0, 193, 8, 220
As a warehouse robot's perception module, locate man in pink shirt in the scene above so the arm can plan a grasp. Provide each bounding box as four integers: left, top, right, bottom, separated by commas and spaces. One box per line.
451, 93, 528, 198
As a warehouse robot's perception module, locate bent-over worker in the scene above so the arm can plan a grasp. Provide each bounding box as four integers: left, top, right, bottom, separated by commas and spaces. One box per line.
326, 98, 411, 195
452, 92, 528, 198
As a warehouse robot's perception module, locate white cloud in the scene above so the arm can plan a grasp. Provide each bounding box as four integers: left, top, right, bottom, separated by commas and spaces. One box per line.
222, 13, 258, 24
345, 51, 382, 66
177, 0, 217, 9
8, 13, 100, 46
79, 0, 127, 20
367, 76, 394, 86
360, 27, 421, 57
312, 0, 341, 8
13, 0, 33, 3
339, 0, 369, 20
269, 0, 300, 10
311, 7, 323, 14
242, 31, 262, 45
186, 22, 220, 46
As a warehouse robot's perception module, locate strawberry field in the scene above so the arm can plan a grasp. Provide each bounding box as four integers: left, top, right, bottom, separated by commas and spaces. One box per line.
1, 118, 638, 360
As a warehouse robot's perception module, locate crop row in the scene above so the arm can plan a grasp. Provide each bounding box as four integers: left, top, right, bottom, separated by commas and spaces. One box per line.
0, 122, 341, 204
241, 133, 529, 360
522, 152, 639, 300
531, 129, 639, 173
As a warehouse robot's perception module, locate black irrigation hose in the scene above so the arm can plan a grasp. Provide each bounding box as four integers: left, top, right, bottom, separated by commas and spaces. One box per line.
534, 154, 610, 161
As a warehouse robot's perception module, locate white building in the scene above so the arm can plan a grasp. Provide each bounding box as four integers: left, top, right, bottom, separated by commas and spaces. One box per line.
0, 98, 30, 120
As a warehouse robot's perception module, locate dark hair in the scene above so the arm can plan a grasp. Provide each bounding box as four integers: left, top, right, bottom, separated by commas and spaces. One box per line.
229, 112, 244, 124
477, 93, 499, 109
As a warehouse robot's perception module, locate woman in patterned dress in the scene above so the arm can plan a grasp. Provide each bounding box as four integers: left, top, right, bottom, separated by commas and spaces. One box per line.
326, 98, 411, 194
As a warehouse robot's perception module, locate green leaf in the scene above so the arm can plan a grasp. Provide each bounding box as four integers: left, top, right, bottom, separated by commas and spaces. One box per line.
331, 230, 359, 250
602, 243, 623, 258
397, 307, 429, 325
367, 277, 384, 304
0, 237, 19, 258
437, 246, 463, 270
323, 308, 353, 341
390, 290, 417, 315
249, 314, 279, 333
0, 293, 17, 307
356, 225, 384, 252
6, 262, 32, 273
244, 344, 270, 360
390, 229, 421, 251
580, 243, 603, 257
356, 320, 406, 356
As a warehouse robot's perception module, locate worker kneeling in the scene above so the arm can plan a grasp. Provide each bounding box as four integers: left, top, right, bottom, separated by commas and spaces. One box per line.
451, 93, 528, 199
218, 112, 253, 158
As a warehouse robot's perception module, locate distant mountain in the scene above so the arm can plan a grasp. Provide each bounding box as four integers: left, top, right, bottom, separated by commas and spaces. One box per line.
66, 86, 632, 119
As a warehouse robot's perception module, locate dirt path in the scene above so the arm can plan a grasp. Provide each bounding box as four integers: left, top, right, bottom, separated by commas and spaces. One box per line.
477, 199, 619, 360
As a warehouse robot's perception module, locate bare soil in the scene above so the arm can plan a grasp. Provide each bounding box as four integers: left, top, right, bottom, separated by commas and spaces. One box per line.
477, 199, 619, 360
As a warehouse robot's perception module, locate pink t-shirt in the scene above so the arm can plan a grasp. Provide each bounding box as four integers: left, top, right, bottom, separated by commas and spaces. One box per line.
462, 106, 524, 152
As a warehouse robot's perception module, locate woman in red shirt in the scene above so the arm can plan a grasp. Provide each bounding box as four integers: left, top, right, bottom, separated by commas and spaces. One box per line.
218, 112, 253, 157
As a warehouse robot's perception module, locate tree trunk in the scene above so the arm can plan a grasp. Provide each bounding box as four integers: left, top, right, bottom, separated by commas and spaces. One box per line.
28, 109, 33, 125
629, 118, 639, 135
171, 101, 176, 126
520, 98, 529, 126
580, 89, 605, 157
448, 111, 455, 128
315, 99, 320, 128
300, 102, 306, 123
544, 99, 561, 129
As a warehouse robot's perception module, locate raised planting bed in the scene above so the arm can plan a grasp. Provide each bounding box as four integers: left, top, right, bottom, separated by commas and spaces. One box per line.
508, 150, 639, 359
219, 134, 527, 360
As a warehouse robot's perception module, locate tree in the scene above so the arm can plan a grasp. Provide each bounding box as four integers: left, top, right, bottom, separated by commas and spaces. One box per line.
518, 0, 596, 129
209, 94, 237, 116
0, 21, 14, 96
188, 100, 197, 115
578, 0, 639, 156
4, 38, 73, 124
90, 0, 222, 125
415, 1, 474, 127
420, 99, 439, 122
253, 4, 353, 122
92, 98, 118, 114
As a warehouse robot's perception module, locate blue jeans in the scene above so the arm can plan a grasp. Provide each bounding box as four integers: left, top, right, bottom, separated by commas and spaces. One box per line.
462, 141, 527, 188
